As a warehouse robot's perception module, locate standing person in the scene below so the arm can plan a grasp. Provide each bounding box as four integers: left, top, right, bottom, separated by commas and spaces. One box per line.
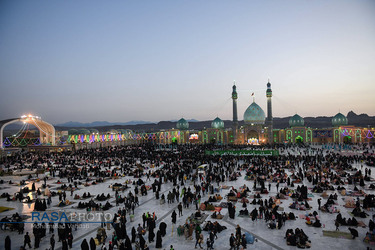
241, 234, 247, 249
50, 234, 56, 250
335, 220, 340, 231
206, 238, 213, 250
155, 229, 162, 248
49, 222, 54, 234
4, 235, 11, 250
171, 210, 177, 224
67, 232, 73, 248
131, 227, 136, 243
90, 237, 96, 250
229, 233, 236, 250
62, 239, 68, 250
195, 233, 203, 249
81, 239, 90, 250
142, 213, 147, 228
235, 225, 242, 240
318, 198, 321, 210
209, 231, 215, 249
178, 202, 183, 217
24, 232, 32, 249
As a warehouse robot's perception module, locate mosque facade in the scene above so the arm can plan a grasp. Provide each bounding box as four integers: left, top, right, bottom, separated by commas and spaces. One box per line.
169, 81, 374, 145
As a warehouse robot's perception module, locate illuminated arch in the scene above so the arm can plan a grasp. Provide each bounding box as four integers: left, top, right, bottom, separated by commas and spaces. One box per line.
0, 115, 55, 149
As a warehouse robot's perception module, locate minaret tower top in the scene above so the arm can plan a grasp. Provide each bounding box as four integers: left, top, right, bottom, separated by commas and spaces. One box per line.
266, 80, 272, 98
232, 82, 238, 100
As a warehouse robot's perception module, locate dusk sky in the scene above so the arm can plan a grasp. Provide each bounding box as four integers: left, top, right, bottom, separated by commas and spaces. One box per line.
1, 0, 374, 124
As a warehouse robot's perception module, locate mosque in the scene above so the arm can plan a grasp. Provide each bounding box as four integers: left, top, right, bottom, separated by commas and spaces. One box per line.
169, 81, 374, 145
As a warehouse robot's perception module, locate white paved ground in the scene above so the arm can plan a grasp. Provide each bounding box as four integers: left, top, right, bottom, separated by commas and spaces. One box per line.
0, 146, 374, 250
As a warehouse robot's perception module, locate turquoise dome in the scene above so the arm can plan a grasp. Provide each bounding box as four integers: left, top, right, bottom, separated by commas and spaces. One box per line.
77, 128, 91, 135
176, 118, 189, 130
68, 129, 78, 135
289, 114, 304, 127
244, 102, 266, 125
332, 113, 348, 127
211, 117, 224, 129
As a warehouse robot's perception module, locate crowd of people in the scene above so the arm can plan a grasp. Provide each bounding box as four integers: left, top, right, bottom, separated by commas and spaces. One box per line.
0, 142, 374, 249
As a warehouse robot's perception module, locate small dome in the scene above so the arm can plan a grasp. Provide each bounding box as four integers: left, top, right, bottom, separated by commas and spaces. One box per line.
68, 129, 78, 135
244, 102, 266, 125
289, 114, 304, 127
332, 112, 348, 127
176, 118, 189, 130
77, 128, 91, 135
211, 117, 224, 129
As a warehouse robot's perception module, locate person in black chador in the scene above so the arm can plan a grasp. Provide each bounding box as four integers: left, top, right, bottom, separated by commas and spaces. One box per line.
155, 229, 162, 248
89, 237, 96, 250
131, 227, 136, 243
171, 210, 177, 224
159, 222, 167, 237
139, 234, 146, 249
148, 227, 155, 243
81, 239, 89, 250
124, 234, 132, 250
5, 235, 11, 250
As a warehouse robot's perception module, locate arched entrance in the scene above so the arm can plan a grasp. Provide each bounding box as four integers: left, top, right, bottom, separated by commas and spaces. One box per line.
247, 130, 259, 145
295, 136, 303, 143
343, 136, 352, 144
1, 115, 55, 149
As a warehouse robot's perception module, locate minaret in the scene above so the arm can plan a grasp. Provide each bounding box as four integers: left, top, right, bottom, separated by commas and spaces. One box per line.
266, 80, 273, 144
232, 82, 238, 143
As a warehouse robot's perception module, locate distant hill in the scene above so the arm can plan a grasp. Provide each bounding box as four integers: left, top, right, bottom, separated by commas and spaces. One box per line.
55, 120, 152, 127
54, 111, 375, 132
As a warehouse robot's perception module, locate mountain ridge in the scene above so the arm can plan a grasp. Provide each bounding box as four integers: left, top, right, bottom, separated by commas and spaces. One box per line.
53, 111, 375, 132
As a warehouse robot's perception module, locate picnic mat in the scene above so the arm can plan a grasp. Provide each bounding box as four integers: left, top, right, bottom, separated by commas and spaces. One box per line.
0, 206, 15, 213
53, 201, 76, 208
322, 230, 352, 239
190, 213, 209, 224
214, 207, 222, 212
218, 202, 228, 208
358, 221, 367, 228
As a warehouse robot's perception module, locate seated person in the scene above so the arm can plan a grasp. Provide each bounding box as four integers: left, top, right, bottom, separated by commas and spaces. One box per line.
313, 219, 322, 227
286, 232, 297, 246
268, 220, 276, 229
288, 212, 296, 220
239, 208, 249, 216
208, 196, 217, 202
194, 211, 202, 218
